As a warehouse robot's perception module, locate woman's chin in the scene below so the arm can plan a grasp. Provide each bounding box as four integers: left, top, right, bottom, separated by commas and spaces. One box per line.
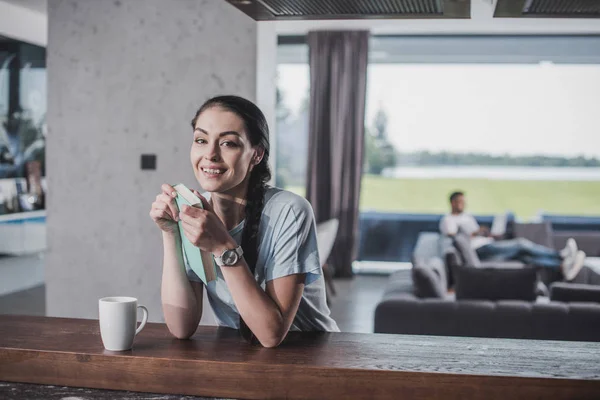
197, 180, 221, 192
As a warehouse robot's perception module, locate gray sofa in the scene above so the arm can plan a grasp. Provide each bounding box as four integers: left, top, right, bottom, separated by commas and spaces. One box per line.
374, 230, 600, 342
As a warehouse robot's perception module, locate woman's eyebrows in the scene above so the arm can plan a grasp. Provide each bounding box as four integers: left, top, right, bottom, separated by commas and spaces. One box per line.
194, 127, 240, 137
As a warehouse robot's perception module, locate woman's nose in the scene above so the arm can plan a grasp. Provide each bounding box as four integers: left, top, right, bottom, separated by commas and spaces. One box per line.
204, 143, 221, 162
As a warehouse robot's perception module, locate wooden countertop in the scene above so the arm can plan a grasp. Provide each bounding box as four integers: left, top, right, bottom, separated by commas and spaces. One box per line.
1, 315, 599, 399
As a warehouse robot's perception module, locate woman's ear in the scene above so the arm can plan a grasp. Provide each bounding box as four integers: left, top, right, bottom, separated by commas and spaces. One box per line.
252, 147, 265, 166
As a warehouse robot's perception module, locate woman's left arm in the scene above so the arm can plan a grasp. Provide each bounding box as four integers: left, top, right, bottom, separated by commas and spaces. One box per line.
178, 200, 306, 348
217, 250, 306, 348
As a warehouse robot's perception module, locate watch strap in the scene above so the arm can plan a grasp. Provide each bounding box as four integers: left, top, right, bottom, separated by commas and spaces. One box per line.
214, 245, 244, 266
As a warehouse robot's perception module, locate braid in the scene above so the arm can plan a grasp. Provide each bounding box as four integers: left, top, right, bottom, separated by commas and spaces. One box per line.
190, 95, 272, 344
241, 164, 270, 272
239, 160, 271, 343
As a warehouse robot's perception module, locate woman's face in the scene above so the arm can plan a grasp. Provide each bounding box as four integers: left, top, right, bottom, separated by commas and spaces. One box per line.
191, 107, 261, 197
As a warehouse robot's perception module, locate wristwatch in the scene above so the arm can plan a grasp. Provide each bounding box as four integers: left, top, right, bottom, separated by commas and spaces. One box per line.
213, 246, 244, 267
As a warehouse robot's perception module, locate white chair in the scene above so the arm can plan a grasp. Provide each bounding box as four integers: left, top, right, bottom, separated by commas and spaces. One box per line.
316, 218, 339, 305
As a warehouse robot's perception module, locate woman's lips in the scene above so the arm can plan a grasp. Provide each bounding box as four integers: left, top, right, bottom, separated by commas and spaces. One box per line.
200, 167, 226, 178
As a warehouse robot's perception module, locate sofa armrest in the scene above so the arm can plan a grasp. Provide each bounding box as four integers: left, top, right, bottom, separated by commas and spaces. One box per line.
553, 231, 600, 257
550, 282, 600, 303
374, 293, 453, 334
443, 244, 462, 289
479, 261, 525, 268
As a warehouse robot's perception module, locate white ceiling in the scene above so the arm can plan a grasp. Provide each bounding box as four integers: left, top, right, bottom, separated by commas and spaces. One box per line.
2, 0, 46, 14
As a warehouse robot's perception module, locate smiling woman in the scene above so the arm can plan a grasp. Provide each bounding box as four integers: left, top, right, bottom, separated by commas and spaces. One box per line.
191, 107, 259, 196
149, 95, 339, 348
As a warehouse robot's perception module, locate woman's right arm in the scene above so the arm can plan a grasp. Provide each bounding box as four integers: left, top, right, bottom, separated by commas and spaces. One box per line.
160, 231, 203, 339
150, 184, 203, 339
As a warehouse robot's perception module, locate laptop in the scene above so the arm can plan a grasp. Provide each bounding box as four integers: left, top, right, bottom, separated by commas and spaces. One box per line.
490, 212, 508, 237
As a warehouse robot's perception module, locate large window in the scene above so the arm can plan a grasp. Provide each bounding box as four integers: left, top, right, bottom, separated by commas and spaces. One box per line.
276, 36, 600, 220
363, 63, 600, 219
276, 43, 309, 196
0, 37, 46, 216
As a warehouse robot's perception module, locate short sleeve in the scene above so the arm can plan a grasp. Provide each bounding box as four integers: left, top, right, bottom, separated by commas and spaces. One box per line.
440, 215, 457, 236
465, 215, 480, 235
263, 198, 322, 286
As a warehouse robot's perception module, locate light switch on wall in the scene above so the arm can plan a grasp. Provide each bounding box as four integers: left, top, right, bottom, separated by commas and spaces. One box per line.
141, 154, 156, 170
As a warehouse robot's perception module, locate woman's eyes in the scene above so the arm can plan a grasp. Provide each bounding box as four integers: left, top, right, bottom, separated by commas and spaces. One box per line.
221, 141, 239, 148
194, 138, 239, 148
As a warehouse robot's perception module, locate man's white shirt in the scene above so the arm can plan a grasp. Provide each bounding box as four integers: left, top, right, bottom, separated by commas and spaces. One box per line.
439, 213, 494, 249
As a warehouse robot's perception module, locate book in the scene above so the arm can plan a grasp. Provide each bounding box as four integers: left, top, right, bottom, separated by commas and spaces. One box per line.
172, 183, 217, 285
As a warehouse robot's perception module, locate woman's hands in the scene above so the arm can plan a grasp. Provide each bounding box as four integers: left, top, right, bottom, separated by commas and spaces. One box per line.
150, 184, 235, 253
178, 193, 236, 256
149, 184, 180, 233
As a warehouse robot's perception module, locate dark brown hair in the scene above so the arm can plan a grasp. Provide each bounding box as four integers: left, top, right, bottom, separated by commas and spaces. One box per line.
191, 95, 271, 343
449, 191, 464, 203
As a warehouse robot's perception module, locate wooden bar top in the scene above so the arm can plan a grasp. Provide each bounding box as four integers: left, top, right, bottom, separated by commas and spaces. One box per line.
1, 315, 599, 399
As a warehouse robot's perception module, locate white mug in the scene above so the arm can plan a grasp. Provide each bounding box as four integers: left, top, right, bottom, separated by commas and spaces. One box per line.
99, 296, 148, 351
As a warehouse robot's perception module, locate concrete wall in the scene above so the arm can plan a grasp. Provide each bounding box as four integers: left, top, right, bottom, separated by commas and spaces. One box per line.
46, 0, 256, 323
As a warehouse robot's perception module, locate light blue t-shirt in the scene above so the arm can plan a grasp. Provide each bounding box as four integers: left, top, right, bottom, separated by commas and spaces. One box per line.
184, 186, 340, 332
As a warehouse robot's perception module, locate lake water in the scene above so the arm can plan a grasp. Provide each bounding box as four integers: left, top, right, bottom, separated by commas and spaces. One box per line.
382, 166, 600, 181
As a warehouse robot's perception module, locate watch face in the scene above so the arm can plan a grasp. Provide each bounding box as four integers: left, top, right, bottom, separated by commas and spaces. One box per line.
222, 249, 239, 265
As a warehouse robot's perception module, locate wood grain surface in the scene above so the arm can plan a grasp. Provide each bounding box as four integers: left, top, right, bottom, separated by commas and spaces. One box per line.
0, 381, 222, 400
1, 315, 599, 399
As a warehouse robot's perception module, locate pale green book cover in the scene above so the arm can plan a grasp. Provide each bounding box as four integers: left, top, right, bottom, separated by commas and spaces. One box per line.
172, 184, 216, 285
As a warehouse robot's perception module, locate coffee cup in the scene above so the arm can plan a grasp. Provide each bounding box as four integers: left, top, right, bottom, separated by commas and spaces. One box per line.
99, 296, 148, 351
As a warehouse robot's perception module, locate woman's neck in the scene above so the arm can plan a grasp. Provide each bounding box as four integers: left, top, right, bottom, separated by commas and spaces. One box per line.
210, 192, 246, 231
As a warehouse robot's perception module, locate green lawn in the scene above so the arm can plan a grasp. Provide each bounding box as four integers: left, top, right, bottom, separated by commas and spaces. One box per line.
286, 175, 600, 219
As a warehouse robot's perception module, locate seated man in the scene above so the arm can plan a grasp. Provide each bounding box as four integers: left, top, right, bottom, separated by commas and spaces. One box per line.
439, 191, 586, 281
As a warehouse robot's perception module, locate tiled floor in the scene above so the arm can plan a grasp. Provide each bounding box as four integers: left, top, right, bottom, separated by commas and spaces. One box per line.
0, 255, 409, 332
0, 253, 44, 296
328, 274, 393, 333
0, 284, 45, 316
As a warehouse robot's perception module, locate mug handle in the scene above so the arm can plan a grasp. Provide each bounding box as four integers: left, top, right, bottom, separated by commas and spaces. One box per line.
135, 305, 148, 336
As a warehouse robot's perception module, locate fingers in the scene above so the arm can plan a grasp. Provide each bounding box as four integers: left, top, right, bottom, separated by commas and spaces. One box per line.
180, 218, 202, 245
151, 198, 175, 220
196, 193, 214, 212
161, 183, 176, 197
190, 189, 213, 213
153, 195, 176, 221
158, 185, 179, 221
178, 206, 205, 224
149, 206, 173, 222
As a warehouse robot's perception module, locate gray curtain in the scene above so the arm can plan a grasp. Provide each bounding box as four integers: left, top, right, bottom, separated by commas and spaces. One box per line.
306, 30, 369, 278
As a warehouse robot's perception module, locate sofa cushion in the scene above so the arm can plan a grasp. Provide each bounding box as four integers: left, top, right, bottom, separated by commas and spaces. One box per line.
438, 235, 455, 261
455, 265, 538, 301
530, 302, 570, 340
374, 293, 423, 335
553, 231, 600, 258
412, 257, 447, 299
412, 232, 443, 262
513, 222, 554, 248
568, 265, 600, 285
550, 282, 600, 303
454, 300, 496, 337
452, 233, 481, 267
565, 302, 600, 342
384, 270, 414, 296
493, 301, 534, 339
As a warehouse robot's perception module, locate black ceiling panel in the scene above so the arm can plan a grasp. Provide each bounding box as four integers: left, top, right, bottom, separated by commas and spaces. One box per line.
225, 0, 470, 20
495, 0, 600, 18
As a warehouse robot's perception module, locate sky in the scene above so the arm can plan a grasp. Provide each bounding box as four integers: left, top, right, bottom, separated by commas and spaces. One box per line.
277, 63, 600, 158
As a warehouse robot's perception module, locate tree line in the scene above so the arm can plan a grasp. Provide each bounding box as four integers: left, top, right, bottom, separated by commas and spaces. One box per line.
395, 151, 600, 168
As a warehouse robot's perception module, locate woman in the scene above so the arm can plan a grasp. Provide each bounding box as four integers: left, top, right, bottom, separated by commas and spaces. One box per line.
149, 95, 339, 347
